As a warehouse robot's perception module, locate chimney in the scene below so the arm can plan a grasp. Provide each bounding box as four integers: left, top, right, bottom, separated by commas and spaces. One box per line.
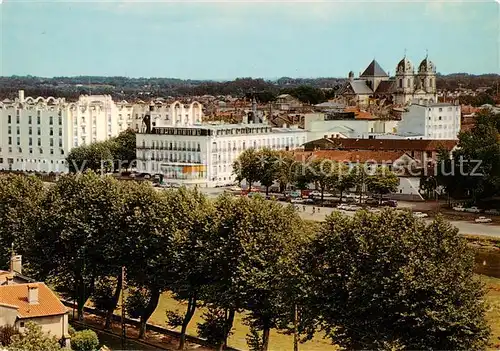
6, 275, 14, 285
28, 285, 39, 305
19, 90, 25, 103
11, 255, 22, 275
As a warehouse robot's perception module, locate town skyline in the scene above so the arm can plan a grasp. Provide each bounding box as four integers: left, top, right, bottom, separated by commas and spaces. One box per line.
1, 0, 498, 79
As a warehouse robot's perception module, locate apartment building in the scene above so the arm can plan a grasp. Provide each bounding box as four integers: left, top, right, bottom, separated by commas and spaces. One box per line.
0, 91, 204, 172
398, 100, 461, 139
136, 121, 307, 187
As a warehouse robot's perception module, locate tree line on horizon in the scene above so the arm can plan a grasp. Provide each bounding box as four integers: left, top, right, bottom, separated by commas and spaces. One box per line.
1, 74, 499, 105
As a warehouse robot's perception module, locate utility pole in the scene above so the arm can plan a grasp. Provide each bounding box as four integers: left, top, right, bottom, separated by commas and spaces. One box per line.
293, 304, 299, 351
121, 266, 126, 349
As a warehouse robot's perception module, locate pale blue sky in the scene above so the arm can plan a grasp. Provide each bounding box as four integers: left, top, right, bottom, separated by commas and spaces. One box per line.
1, 0, 498, 79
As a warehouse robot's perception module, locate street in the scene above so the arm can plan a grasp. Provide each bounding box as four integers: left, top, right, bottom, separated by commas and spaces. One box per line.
195, 187, 500, 237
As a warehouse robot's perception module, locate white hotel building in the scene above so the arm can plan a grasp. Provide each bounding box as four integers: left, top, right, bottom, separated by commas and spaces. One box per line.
0, 90, 204, 172
397, 100, 461, 139
136, 121, 307, 187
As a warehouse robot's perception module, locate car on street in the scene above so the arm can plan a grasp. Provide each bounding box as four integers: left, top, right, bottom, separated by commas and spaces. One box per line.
465, 206, 482, 213
337, 204, 351, 210
413, 212, 429, 218
310, 191, 322, 197
346, 205, 362, 211
475, 216, 492, 223
291, 198, 305, 204
452, 205, 466, 212
381, 200, 398, 207
485, 209, 500, 215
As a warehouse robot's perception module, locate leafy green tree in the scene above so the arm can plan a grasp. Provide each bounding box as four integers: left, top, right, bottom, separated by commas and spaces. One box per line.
28, 172, 126, 320
0, 174, 45, 269
210, 195, 303, 351
8, 321, 60, 351
125, 287, 150, 320
197, 308, 233, 349
280, 86, 327, 105
256, 149, 278, 195
164, 188, 215, 350
308, 158, 338, 201
451, 109, 500, 203
0, 325, 19, 346
71, 330, 99, 351
111, 129, 137, 171
233, 148, 261, 190
274, 151, 295, 192
66, 141, 114, 173
90, 277, 116, 314
365, 166, 399, 203
123, 183, 175, 338
304, 210, 491, 350
336, 164, 355, 203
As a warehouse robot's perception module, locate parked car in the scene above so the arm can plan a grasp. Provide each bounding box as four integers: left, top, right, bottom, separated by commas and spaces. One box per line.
475, 216, 492, 223
291, 198, 305, 204
365, 198, 379, 205
304, 198, 315, 204
310, 191, 322, 197
452, 205, 466, 212
413, 212, 429, 218
337, 204, 351, 210
485, 209, 500, 215
465, 206, 482, 213
381, 200, 398, 208
346, 205, 362, 211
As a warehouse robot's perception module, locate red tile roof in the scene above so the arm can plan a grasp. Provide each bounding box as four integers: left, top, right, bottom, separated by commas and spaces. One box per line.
305, 138, 457, 152
0, 283, 67, 318
294, 150, 409, 163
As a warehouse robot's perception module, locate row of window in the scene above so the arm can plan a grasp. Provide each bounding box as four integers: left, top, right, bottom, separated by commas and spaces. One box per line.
2, 147, 64, 155
7, 126, 62, 136
7, 115, 62, 125
6, 137, 63, 147
141, 152, 202, 163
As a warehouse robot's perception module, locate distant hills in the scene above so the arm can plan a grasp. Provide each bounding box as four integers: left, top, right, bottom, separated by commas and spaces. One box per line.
0, 74, 498, 101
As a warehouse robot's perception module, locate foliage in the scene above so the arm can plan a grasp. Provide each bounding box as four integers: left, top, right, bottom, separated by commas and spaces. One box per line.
91, 277, 116, 313
165, 310, 184, 329
0, 174, 45, 269
0, 325, 19, 346
440, 109, 500, 203
8, 321, 60, 351
126, 287, 151, 320
197, 308, 232, 347
365, 166, 399, 200
71, 330, 99, 351
304, 210, 491, 349
66, 141, 115, 173
246, 326, 264, 351
280, 86, 328, 105
110, 129, 137, 170
68, 325, 76, 337
232, 148, 261, 188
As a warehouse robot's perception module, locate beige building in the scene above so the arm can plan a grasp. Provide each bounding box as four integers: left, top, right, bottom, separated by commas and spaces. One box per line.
0, 255, 70, 347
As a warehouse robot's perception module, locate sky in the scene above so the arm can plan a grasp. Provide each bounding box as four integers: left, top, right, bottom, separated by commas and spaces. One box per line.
0, 0, 499, 79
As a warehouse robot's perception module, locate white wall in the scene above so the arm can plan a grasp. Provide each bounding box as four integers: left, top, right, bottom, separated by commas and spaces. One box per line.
398, 102, 461, 139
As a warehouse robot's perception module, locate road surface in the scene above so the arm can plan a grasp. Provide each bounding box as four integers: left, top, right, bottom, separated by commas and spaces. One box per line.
195, 187, 500, 237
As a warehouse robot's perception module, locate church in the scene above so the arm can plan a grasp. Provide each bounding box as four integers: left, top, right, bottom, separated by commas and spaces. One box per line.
337, 55, 438, 106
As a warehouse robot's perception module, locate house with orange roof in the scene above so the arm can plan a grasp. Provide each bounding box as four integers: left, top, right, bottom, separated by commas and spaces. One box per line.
0, 254, 70, 348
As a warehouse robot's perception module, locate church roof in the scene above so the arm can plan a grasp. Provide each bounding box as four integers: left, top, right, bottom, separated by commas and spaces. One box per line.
360, 60, 389, 78
375, 80, 394, 94
349, 80, 373, 94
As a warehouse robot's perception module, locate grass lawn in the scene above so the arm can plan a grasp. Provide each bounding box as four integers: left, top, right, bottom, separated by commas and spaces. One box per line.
141, 276, 500, 351
148, 292, 336, 351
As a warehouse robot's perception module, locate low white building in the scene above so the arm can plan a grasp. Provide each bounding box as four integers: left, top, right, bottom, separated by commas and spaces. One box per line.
397, 100, 461, 139
304, 113, 399, 141
136, 122, 307, 187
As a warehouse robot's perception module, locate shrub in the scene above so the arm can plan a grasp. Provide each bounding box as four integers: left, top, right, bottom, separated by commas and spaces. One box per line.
197, 308, 231, 347
71, 329, 99, 351
0, 324, 19, 346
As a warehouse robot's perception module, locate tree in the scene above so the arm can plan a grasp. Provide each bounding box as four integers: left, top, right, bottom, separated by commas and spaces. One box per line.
304, 210, 491, 350
111, 129, 137, 171
164, 188, 215, 350
126, 287, 151, 320
274, 151, 295, 193
208, 195, 303, 351
233, 148, 261, 190
0, 325, 19, 346
256, 149, 278, 195
308, 158, 338, 202
365, 166, 399, 203
66, 141, 114, 173
197, 308, 232, 348
71, 330, 99, 351
336, 164, 355, 203
0, 174, 45, 269
8, 321, 60, 351
28, 172, 126, 320
123, 183, 176, 338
